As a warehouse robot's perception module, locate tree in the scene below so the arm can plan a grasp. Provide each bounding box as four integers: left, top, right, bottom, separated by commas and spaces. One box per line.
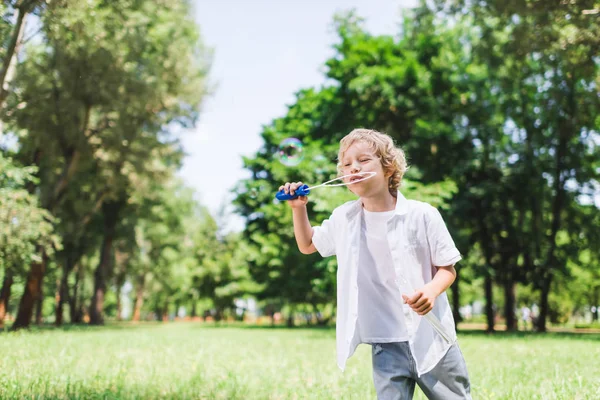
0, 154, 58, 328
430, 0, 600, 331
4, 0, 208, 328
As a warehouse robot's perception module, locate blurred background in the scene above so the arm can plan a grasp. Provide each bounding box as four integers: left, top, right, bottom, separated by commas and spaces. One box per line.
1, 0, 599, 336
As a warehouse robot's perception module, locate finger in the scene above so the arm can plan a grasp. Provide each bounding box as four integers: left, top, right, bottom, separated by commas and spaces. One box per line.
413, 297, 429, 309
415, 302, 432, 314
402, 295, 409, 304
293, 182, 301, 192
417, 306, 432, 315
284, 182, 291, 194
406, 292, 422, 305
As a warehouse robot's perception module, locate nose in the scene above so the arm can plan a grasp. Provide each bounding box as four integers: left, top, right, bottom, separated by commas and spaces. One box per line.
350, 160, 361, 174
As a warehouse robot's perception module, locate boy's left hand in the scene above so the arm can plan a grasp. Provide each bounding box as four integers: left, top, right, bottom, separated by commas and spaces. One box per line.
402, 284, 439, 315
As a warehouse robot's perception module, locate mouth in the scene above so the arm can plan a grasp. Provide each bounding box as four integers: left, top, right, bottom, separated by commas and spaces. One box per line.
340, 172, 376, 186
347, 172, 374, 184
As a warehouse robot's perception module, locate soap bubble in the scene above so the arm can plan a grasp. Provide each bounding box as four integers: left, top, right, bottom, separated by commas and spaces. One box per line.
277, 138, 304, 167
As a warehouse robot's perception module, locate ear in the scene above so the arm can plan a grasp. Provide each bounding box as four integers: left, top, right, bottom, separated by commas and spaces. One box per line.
383, 165, 393, 179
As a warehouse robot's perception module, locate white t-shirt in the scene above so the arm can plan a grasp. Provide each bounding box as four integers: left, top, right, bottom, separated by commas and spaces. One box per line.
312, 191, 462, 376
356, 209, 410, 343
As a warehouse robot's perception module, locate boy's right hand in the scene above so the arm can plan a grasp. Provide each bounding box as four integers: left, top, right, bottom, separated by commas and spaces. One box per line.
279, 181, 308, 208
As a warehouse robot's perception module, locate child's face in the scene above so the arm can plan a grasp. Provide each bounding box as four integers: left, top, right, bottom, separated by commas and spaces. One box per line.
339, 140, 389, 196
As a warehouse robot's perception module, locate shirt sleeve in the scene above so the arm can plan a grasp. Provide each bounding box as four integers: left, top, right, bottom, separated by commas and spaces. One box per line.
425, 205, 462, 267
311, 210, 337, 257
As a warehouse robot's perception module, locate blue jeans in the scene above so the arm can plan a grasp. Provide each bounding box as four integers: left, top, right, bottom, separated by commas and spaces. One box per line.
371, 342, 471, 400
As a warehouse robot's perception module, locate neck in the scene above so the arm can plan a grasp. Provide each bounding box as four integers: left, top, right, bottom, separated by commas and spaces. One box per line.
361, 189, 396, 212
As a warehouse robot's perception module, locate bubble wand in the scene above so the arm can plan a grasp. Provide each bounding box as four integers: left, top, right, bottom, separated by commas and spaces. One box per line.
275, 172, 376, 201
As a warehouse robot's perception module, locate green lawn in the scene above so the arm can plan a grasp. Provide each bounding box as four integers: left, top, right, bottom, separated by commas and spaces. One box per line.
1, 323, 599, 399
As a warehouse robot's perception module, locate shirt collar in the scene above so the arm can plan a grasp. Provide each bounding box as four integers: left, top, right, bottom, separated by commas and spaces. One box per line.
345, 190, 409, 220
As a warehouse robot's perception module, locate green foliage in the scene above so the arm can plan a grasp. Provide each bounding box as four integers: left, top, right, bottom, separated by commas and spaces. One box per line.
0, 0, 214, 328
127, 179, 200, 312
0, 154, 59, 272
191, 209, 259, 316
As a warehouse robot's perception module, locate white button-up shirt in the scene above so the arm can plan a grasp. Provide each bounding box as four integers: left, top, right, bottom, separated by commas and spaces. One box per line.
312, 191, 462, 376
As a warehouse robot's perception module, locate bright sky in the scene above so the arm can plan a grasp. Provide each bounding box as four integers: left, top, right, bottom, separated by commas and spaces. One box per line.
181, 0, 417, 231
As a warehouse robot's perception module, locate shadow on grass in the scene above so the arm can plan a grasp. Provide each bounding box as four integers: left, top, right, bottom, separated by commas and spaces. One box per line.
1, 321, 168, 335
456, 328, 600, 341
183, 322, 339, 342
4, 321, 599, 342
191, 321, 600, 341
200, 322, 334, 330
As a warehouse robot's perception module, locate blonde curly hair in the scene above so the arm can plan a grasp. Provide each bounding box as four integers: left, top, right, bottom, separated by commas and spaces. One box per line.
337, 128, 408, 196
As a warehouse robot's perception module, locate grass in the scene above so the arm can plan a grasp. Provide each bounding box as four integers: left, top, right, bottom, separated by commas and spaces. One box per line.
1, 322, 599, 399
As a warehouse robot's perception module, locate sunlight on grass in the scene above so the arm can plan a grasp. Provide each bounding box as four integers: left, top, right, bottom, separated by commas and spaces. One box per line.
1, 323, 599, 399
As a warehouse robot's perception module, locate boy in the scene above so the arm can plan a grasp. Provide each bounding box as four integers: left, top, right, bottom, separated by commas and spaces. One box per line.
279, 129, 471, 399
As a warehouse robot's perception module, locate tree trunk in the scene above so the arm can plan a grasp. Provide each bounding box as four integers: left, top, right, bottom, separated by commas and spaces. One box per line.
535, 76, 572, 333
56, 251, 77, 326
50, 104, 90, 210
214, 307, 222, 322
503, 278, 516, 331
132, 273, 145, 322
537, 275, 551, 332
69, 262, 84, 323
451, 276, 462, 324
190, 298, 197, 318
114, 263, 125, 321
89, 200, 122, 325
56, 276, 69, 326
484, 274, 494, 333
286, 305, 295, 328
115, 286, 122, 322
54, 277, 61, 323
34, 283, 43, 325
12, 251, 47, 330
114, 248, 128, 321
89, 236, 112, 325
269, 309, 275, 326
592, 292, 599, 322
0, 269, 14, 328
174, 300, 180, 319
161, 301, 169, 322
0, 1, 31, 107
475, 191, 495, 333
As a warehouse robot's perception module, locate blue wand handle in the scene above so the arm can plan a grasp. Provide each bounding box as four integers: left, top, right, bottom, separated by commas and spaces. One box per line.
275, 184, 310, 200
